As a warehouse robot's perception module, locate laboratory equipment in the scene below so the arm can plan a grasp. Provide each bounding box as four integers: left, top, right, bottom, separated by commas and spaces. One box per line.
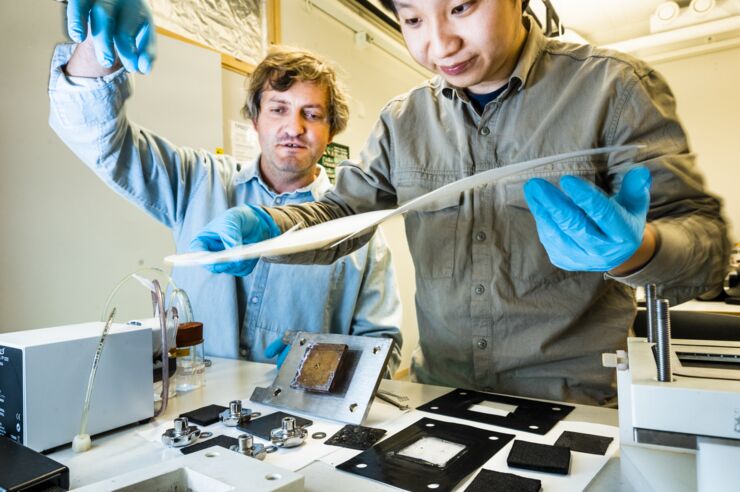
604, 299, 740, 491
0, 436, 69, 491
0, 322, 153, 452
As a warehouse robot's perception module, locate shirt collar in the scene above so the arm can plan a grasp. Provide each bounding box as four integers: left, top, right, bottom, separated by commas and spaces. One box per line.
439, 16, 545, 101
233, 156, 332, 201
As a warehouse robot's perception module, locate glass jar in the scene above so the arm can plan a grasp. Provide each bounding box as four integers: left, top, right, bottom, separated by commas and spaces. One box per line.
174, 322, 205, 392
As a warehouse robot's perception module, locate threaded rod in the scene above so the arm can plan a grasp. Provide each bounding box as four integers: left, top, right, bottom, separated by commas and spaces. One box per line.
655, 299, 672, 382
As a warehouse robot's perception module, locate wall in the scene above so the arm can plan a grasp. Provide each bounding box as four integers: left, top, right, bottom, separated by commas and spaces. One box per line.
276, 0, 427, 371
0, 3, 222, 331
653, 46, 740, 242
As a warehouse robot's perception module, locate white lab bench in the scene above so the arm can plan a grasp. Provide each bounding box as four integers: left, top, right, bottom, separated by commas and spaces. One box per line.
49, 358, 628, 491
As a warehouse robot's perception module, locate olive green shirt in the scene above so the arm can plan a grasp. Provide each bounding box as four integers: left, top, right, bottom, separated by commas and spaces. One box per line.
267, 20, 729, 405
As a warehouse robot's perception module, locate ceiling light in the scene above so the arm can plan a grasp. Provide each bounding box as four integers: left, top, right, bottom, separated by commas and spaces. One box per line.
656, 1, 681, 22
690, 0, 716, 15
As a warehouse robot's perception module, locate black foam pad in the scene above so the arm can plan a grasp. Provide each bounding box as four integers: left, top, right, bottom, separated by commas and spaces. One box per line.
324, 424, 386, 450
554, 430, 613, 455
507, 440, 571, 475
465, 469, 541, 492
179, 404, 227, 426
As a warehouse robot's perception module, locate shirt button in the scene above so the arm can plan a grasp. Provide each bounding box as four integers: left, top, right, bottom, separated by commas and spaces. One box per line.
475, 231, 487, 242
275, 197, 283, 205
477, 339, 488, 350
239, 348, 248, 357
250, 296, 259, 304
475, 284, 485, 295
479, 127, 491, 136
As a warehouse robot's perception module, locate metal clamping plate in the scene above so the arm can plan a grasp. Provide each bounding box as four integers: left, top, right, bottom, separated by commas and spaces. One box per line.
250, 332, 393, 425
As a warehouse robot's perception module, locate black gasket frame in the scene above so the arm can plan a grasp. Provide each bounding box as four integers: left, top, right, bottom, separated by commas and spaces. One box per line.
336, 417, 514, 492
417, 388, 574, 435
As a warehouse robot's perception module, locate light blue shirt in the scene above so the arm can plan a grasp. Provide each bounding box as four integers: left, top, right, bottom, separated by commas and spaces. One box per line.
48, 44, 402, 369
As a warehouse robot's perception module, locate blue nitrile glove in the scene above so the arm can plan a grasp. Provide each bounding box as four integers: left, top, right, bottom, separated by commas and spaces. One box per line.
523, 166, 652, 272
189, 205, 281, 276
264, 338, 291, 368
67, 0, 156, 73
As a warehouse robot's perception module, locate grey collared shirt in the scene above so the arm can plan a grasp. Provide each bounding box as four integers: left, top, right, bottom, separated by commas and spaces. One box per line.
266, 20, 729, 405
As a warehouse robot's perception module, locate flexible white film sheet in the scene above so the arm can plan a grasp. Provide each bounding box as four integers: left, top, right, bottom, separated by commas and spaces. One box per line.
165, 145, 639, 267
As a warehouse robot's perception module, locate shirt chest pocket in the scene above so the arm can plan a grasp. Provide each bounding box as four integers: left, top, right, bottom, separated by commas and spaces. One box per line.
499, 166, 597, 289
400, 189, 461, 280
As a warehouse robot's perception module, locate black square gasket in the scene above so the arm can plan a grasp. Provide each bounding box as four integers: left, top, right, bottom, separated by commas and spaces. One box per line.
554, 430, 613, 455
180, 435, 238, 455
236, 411, 313, 441
337, 417, 514, 492
179, 404, 228, 426
324, 424, 387, 450
507, 440, 571, 475
417, 388, 574, 435
465, 469, 542, 492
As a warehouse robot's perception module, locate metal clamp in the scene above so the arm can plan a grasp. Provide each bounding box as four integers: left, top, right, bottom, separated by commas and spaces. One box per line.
161, 417, 201, 447
230, 434, 266, 460
220, 400, 257, 427
270, 417, 307, 448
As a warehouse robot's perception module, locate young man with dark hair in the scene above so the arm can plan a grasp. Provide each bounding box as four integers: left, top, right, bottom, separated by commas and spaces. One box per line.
199, 0, 728, 405
49, 31, 403, 370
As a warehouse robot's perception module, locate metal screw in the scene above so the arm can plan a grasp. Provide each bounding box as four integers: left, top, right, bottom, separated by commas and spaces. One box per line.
270, 416, 307, 448
230, 433, 266, 460
655, 299, 672, 382
174, 417, 188, 434
219, 400, 254, 427
237, 434, 253, 451
161, 417, 201, 447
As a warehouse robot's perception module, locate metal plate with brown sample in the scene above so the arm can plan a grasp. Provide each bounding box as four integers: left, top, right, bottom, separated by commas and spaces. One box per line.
250, 332, 393, 425
291, 343, 348, 393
